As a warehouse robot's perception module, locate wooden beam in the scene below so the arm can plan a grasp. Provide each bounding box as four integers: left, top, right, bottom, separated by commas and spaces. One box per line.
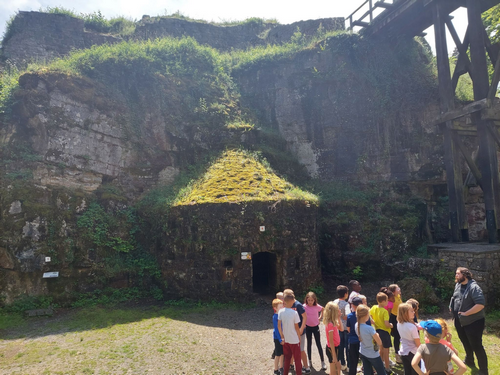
434, 1, 467, 241
351, 20, 370, 28
451, 131, 483, 187
486, 123, 500, 149
447, 21, 473, 77
468, 0, 500, 243
488, 48, 500, 101
481, 102, 500, 120
432, 98, 488, 126
374, 1, 393, 9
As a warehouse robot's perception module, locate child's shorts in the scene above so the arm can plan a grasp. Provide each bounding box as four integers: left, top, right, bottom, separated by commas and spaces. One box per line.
274, 339, 283, 356
325, 345, 339, 363
376, 329, 392, 348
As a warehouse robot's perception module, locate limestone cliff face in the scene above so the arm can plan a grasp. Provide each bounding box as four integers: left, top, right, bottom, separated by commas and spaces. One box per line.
233, 37, 444, 183
1, 12, 121, 67
8, 71, 244, 195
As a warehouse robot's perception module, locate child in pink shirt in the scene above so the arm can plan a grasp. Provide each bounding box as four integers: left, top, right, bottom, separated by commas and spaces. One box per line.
303, 292, 326, 370
323, 301, 341, 375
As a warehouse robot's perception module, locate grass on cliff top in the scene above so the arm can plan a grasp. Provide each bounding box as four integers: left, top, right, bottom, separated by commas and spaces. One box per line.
47, 36, 229, 78
174, 149, 318, 205
227, 28, 349, 71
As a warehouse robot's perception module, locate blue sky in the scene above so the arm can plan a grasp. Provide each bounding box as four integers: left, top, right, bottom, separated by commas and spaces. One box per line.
1, 0, 468, 55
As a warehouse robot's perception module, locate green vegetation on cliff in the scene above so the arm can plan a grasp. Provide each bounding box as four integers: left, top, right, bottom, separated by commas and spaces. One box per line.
45, 37, 242, 131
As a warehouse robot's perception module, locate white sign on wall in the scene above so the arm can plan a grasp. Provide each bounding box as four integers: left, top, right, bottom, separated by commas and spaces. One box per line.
45, 257, 51, 262
259, 226, 265, 232
43, 272, 59, 278
241, 252, 252, 260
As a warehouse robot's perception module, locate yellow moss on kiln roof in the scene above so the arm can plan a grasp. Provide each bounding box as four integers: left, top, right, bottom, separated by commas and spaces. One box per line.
174, 149, 318, 205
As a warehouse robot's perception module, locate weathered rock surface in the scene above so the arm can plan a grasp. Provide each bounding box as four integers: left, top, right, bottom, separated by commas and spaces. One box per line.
134, 17, 344, 51
2, 11, 121, 66
2, 11, 344, 67
234, 42, 444, 182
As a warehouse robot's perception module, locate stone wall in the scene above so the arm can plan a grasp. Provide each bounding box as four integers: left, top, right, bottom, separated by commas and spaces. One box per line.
134, 17, 345, 51
158, 201, 320, 300
435, 243, 500, 307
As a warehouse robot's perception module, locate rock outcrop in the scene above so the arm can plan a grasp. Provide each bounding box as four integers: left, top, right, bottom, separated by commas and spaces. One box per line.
1, 11, 344, 67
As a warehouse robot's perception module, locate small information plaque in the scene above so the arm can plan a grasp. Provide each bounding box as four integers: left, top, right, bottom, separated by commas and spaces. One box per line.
259, 226, 265, 232
241, 252, 252, 260
43, 272, 59, 278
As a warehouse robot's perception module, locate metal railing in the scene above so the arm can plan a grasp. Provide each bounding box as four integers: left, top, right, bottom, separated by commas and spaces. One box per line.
345, 0, 397, 30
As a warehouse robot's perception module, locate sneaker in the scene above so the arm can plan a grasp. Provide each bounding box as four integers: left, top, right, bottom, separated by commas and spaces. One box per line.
290, 365, 294, 371
389, 359, 396, 366
341, 364, 347, 371
395, 354, 403, 364
279, 368, 284, 375
321, 361, 327, 370
302, 368, 311, 374
274, 371, 280, 375
385, 368, 393, 374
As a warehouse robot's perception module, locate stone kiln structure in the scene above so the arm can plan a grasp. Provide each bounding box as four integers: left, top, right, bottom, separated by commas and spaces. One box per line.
160, 202, 320, 299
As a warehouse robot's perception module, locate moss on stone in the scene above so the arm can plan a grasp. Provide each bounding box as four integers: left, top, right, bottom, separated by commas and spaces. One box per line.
174, 149, 318, 205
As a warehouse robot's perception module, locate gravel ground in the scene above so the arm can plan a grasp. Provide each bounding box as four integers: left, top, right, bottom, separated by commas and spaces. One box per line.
0, 302, 368, 375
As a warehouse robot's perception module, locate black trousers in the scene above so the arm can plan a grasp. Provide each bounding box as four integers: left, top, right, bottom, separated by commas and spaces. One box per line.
305, 325, 324, 362
390, 313, 400, 353
454, 317, 488, 374
401, 352, 419, 375
348, 341, 360, 375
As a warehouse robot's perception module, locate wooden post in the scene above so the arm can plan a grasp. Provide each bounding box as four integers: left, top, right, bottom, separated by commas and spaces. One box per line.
467, 0, 500, 243
434, 2, 468, 242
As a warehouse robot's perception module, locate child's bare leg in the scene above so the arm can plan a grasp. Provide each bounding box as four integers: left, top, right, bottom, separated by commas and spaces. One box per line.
382, 348, 390, 369
279, 355, 283, 369
301, 350, 308, 369
330, 361, 341, 375
274, 355, 279, 371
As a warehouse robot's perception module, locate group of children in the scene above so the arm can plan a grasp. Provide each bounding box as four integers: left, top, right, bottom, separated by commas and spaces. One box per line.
271, 281, 468, 375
